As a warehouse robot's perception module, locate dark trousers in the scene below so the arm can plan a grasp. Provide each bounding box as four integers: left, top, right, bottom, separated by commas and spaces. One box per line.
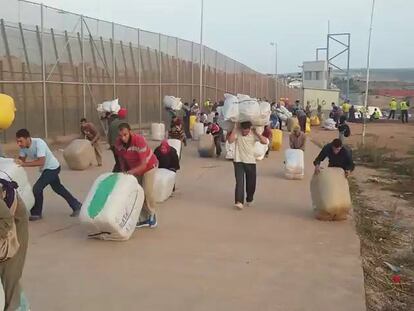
388, 110, 396, 119
183, 116, 192, 139
401, 110, 408, 123
31, 167, 81, 216
298, 115, 307, 132
111, 146, 121, 172
233, 162, 256, 204
213, 135, 222, 156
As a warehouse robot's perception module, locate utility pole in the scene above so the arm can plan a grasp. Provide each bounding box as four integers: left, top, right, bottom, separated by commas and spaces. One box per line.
199, 0, 204, 104
362, 0, 376, 145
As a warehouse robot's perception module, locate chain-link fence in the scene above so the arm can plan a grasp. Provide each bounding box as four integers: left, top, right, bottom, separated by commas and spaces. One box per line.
0, 0, 302, 142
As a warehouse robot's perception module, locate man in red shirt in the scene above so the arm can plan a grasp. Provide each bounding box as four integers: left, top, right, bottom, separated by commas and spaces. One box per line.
115, 123, 159, 228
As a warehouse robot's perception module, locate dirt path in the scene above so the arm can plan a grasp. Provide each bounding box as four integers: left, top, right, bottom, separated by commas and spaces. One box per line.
21, 137, 365, 311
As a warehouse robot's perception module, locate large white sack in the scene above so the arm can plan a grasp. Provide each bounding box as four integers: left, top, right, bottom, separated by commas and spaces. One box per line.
151, 123, 165, 141
254, 139, 269, 161
63, 139, 95, 170
198, 134, 215, 158
310, 168, 352, 221
0, 158, 34, 211
222, 93, 239, 121
102, 99, 120, 113
323, 118, 337, 131
192, 122, 205, 141
237, 94, 252, 101
153, 168, 176, 203
257, 101, 271, 126
218, 119, 234, 132
225, 141, 235, 160
0, 280, 4, 311
284, 149, 304, 180
167, 139, 182, 158
280, 105, 292, 118
80, 173, 144, 241
238, 98, 261, 123
163, 96, 183, 111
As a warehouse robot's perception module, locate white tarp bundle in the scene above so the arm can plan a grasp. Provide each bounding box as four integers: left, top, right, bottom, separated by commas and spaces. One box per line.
322, 118, 337, 131
101, 99, 120, 113
163, 96, 183, 111
63, 139, 95, 170
153, 168, 176, 203
0, 158, 35, 211
310, 168, 352, 221
80, 173, 144, 241
225, 141, 235, 160
276, 105, 292, 121
254, 139, 269, 161
151, 123, 165, 141
167, 139, 182, 158
192, 123, 205, 141
221, 93, 271, 126
284, 149, 304, 180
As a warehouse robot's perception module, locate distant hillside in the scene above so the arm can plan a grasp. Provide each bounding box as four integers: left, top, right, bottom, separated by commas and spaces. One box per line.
334, 68, 414, 83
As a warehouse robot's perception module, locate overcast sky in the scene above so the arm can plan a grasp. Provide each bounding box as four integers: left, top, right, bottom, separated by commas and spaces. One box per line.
31, 0, 414, 74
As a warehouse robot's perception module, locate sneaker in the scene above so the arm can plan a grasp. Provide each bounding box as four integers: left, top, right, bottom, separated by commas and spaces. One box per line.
234, 202, 244, 210
136, 218, 150, 228
29, 215, 42, 221
149, 214, 158, 228
246, 201, 254, 207
70, 208, 81, 217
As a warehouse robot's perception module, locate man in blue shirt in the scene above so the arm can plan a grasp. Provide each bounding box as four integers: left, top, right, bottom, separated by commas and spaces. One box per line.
15, 129, 81, 221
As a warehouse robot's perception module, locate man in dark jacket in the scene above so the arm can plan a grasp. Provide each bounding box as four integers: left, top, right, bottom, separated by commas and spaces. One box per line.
313, 138, 354, 177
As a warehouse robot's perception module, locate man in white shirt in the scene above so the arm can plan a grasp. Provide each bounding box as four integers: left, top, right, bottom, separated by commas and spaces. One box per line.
227, 121, 268, 210
15, 129, 82, 221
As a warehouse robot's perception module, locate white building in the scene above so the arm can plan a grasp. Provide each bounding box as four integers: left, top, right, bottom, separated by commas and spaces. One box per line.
302, 60, 328, 89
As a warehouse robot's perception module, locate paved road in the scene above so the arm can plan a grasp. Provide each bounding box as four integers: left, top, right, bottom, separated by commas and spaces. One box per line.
22, 136, 365, 311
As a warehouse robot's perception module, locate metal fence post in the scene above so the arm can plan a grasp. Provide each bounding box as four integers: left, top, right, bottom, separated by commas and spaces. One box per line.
158, 33, 162, 122
40, 4, 48, 138
138, 29, 142, 129
112, 22, 116, 98
81, 15, 86, 117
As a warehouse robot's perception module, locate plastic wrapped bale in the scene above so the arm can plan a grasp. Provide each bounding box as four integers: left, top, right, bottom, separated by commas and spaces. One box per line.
306, 117, 311, 133
254, 139, 269, 161
284, 149, 304, 180
153, 168, 176, 203
287, 117, 299, 132
163, 95, 183, 111
151, 123, 165, 141
167, 139, 182, 158
198, 134, 216, 158
225, 141, 235, 160
271, 129, 283, 151
322, 118, 337, 131
102, 98, 120, 113
256, 101, 271, 126
310, 168, 352, 221
218, 119, 234, 132
63, 139, 95, 171
222, 93, 239, 121
0, 158, 35, 211
80, 173, 144, 241
192, 122, 205, 141
310, 116, 320, 126
237, 97, 260, 123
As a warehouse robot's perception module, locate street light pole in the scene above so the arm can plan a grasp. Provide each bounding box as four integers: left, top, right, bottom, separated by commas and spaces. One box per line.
270, 42, 278, 101
362, 0, 376, 145
199, 0, 204, 104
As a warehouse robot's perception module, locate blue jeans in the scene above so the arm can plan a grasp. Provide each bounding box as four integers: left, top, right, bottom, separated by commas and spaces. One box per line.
31, 167, 81, 216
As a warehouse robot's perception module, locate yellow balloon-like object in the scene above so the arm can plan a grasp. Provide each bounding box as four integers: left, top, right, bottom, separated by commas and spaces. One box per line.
0, 94, 16, 129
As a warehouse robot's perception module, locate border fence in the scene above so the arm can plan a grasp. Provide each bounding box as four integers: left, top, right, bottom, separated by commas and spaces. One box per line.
0, 0, 302, 142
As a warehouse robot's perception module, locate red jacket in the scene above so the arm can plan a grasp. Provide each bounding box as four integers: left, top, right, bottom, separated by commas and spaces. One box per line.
115, 133, 158, 176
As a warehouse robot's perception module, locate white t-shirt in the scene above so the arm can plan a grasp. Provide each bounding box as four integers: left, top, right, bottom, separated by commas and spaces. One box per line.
19, 138, 60, 171
234, 129, 258, 164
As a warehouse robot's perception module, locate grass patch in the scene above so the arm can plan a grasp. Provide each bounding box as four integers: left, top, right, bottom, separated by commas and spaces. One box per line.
350, 179, 414, 311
